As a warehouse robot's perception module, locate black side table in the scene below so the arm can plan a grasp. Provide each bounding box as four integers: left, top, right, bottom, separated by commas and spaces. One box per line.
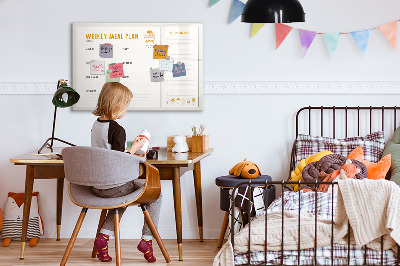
215, 175, 275, 248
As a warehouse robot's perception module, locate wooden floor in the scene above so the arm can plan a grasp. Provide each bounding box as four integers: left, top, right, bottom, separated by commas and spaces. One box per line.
0, 239, 221, 265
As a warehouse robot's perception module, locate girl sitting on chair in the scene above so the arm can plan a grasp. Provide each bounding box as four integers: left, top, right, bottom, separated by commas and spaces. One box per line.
91, 82, 162, 263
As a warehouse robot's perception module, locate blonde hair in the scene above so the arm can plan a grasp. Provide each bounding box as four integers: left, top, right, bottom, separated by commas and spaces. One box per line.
93, 82, 133, 120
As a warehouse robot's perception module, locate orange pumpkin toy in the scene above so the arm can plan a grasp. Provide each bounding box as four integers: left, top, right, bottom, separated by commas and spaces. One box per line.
229, 159, 261, 179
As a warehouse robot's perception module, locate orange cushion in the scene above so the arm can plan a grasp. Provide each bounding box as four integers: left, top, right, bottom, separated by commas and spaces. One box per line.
347, 146, 391, 180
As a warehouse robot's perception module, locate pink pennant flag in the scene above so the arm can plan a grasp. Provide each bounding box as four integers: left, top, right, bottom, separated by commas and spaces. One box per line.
298, 29, 317, 58
378, 21, 398, 50
275, 23, 293, 49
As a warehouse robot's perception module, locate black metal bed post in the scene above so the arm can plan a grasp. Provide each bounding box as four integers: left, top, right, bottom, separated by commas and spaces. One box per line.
247, 180, 252, 264
264, 180, 268, 266
314, 180, 318, 266
331, 182, 334, 265
298, 180, 301, 266
281, 181, 285, 266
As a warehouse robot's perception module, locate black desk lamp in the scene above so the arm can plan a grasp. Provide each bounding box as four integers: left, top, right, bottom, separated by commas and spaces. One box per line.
241, 0, 305, 23
38, 79, 80, 154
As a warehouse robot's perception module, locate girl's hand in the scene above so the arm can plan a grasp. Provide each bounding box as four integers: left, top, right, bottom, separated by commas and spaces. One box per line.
128, 137, 147, 155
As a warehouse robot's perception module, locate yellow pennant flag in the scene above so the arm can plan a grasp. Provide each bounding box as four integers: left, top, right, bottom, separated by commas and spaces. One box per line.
251, 23, 266, 38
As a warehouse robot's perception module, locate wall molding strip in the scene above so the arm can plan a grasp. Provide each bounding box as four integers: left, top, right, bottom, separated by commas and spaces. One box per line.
0, 81, 399, 95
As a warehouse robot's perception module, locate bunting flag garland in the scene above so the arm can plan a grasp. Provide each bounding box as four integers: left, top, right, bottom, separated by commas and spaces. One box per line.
298, 29, 317, 58
378, 21, 398, 50
229, 0, 245, 24
323, 33, 341, 58
209, 0, 220, 8
208, 5, 400, 57
275, 23, 293, 49
351, 29, 370, 55
251, 23, 266, 38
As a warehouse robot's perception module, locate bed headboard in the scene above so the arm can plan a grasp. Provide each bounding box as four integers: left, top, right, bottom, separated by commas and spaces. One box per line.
290, 106, 400, 179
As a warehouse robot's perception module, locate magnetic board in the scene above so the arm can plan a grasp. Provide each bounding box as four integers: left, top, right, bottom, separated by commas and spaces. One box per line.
72, 23, 203, 111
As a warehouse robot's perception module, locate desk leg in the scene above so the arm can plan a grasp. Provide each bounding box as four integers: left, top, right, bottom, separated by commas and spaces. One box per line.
20, 165, 35, 259
193, 161, 203, 242
172, 167, 183, 261
56, 178, 64, 241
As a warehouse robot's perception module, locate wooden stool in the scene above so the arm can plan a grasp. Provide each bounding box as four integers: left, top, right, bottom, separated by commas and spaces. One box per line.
215, 175, 275, 248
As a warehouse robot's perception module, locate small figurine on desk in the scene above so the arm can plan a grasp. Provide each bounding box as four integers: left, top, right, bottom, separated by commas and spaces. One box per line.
172, 135, 189, 153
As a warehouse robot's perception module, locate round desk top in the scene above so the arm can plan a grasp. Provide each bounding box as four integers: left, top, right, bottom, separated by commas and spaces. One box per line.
215, 175, 272, 188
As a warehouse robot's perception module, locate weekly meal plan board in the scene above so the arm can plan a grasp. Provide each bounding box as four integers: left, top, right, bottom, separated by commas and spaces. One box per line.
72, 23, 203, 111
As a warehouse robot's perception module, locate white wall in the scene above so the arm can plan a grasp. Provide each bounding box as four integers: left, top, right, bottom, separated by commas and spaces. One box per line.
1, 0, 400, 239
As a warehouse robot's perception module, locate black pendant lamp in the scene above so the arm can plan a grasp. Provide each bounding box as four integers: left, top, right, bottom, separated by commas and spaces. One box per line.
242, 0, 305, 23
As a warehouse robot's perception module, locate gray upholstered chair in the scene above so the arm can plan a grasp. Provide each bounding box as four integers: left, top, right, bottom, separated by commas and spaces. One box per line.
60, 146, 171, 265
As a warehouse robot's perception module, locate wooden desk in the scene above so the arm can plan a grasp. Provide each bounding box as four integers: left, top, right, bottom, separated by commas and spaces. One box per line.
10, 147, 213, 261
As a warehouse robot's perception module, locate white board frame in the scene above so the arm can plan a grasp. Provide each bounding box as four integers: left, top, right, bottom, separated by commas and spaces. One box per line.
72, 23, 203, 111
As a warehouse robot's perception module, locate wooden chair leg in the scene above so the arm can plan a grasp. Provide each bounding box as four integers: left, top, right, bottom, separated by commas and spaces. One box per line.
141, 205, 171, 263
60, 208, 88, 266
217, 211, 230, 248
91, 209, 108, 258
114, 210, 121, 266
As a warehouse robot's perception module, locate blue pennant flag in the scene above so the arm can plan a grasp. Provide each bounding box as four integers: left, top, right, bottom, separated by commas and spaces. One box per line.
323, 33, 341, 58
229, 0, 245, 24
209, 0, 221, 7
351, 29, 371, 55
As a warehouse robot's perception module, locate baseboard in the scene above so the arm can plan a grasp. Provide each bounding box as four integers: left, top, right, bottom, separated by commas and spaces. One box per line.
1, 81, 400, 94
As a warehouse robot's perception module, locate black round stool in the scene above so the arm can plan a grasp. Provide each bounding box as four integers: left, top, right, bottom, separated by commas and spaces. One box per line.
215, 175, 275, 248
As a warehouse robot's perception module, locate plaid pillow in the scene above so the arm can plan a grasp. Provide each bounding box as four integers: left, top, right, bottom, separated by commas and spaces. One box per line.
295, 131, 385, 166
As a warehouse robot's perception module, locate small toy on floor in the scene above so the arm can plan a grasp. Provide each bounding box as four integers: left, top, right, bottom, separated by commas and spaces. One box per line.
1, 192, 44, 247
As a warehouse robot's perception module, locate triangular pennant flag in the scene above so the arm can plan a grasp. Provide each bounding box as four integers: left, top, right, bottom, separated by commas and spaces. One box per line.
209, 0, 220, 7
378, 21, 398, 50
323, 33, 341, 58
351, 29, 370, 55
275, 23, 293, 49
251, 23, 266, 38
298, 29, 317, 58
229, 0, 245, 24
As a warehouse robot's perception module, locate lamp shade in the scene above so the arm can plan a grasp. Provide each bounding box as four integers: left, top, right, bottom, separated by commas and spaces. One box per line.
52, 84, 80, 108
241, 0, 305, 23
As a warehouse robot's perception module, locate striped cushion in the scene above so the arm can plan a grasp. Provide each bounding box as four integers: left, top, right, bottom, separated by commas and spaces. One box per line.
1, 217, 41, 240
295, 131, 385, 166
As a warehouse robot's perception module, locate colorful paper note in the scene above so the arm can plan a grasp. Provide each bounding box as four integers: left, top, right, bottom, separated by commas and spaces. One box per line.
298, 29, 317, 58
159, 58, 174, 71
351, 29, 371, 55
106, 72, 120, 82
108, 63, 124, 78
323, 33, 341, 58
379, 21, 398, 50
90, 61, 105, 75
172, 63, 186, 78
150, 68, 165, 82
153, 45, 169, 59
275, 23, 293, 49
100, 43, 113, 58
229, 0, 245, 24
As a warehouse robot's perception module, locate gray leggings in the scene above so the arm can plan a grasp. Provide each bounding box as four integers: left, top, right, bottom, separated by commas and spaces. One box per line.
92, 180, 162, 240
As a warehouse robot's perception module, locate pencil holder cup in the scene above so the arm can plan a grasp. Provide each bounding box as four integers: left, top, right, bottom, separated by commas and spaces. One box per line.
191, 135, 209, 153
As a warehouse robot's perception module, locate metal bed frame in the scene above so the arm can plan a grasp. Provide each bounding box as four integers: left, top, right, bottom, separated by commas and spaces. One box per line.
230, 106, 400, 266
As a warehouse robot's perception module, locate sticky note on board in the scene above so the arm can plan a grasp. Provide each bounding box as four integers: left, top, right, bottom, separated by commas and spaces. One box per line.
100, 43, 113, 58
159, 58, 174, 71
90, 61, 105, 75
150, 68, 165, 82
108, 63, 124, 78
106, 72, 120, 82
172, 63, 186, 78
153, 45, 169, 59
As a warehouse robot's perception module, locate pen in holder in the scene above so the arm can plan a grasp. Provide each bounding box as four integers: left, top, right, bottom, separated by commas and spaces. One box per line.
191, 135, 209, 153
